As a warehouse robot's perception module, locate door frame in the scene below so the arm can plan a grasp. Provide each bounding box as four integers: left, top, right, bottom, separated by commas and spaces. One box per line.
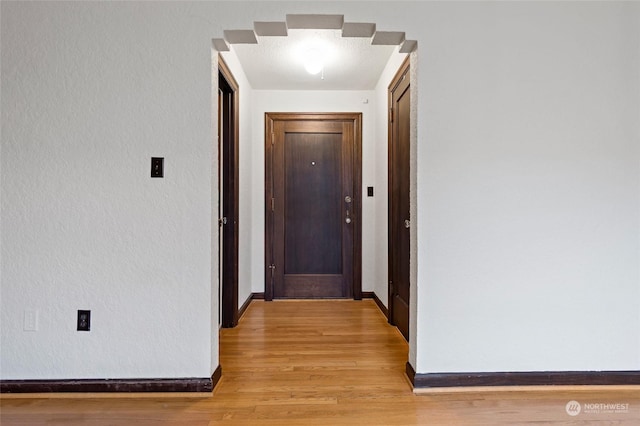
388, 56, 410, 338
264, 112, 362, 301
218, 55, 240, 328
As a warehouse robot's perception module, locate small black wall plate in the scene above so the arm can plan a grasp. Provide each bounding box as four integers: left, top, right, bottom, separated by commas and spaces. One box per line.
151, 157, 164, 178
77, 310, 91, 331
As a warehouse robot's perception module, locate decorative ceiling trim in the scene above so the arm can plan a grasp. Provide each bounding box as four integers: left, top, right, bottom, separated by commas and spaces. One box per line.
254, 22, 288, 37
371, 31, 405, 46
223, 30, 258, 44
286, 14, 344, 30
399, 40, 418, 54
342, 22, 376, 38
212, 38, 230, 52
213, 14, 417, 53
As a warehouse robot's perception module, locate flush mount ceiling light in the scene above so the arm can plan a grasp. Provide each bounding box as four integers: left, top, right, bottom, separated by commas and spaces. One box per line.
295, 35, 335, 77
303, 48, 324, 75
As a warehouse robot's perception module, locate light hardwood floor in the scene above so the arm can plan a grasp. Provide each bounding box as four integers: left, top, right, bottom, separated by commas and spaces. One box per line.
2, 299, 639, 425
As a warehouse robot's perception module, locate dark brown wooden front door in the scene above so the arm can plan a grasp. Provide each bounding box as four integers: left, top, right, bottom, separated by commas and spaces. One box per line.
265, 113, 362, 300
389, 58, 410, 341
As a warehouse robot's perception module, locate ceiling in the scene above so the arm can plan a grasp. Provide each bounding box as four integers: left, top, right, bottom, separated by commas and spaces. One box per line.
231, 30, 396, 90
214, 14, 416, 91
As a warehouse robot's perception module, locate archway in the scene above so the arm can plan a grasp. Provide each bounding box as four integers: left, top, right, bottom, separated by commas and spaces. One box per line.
211, 12, 419, 382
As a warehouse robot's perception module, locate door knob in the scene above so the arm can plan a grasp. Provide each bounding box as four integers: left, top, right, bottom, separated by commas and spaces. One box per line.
404, 219, 410, 229
345, 217, 352, 224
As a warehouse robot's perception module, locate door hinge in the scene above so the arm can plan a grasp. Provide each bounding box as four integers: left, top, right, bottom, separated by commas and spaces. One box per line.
389, 108, 394, 123
271, 198, 275, 211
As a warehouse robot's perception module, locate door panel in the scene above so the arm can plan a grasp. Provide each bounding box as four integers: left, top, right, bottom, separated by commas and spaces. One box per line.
389, 58, 411, 341
266, 113, 362, 300
284, 133, 343, 275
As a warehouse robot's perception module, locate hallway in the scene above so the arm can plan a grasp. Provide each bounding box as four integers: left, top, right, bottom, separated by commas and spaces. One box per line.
2, 300, 639, 425
217, 299, 411, 421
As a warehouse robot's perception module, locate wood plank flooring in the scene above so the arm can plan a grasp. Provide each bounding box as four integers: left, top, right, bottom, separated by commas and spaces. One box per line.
2, 299, 639, 425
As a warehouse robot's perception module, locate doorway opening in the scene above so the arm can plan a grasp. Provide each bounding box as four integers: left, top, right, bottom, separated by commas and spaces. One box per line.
218, 56, 240, 328
213, 12, 417, 367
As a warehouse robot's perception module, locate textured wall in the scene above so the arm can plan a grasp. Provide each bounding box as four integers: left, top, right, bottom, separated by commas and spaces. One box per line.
1, 1, 638, 381
417, 2, 639, 371
1, 2, 217, 379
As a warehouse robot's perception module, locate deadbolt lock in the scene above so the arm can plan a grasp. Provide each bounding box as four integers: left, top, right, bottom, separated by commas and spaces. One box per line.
345, 195, 352, 203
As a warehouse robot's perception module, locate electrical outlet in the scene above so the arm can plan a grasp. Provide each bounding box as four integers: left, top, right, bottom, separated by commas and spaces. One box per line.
77, 310, 91, 331
23, 309, 38, 331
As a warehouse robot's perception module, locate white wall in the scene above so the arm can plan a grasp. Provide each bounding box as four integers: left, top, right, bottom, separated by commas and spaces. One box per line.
1, 1, 638, 382
0, 2, 217, 379
416, 2, 640, 372
249, 90, 378, 294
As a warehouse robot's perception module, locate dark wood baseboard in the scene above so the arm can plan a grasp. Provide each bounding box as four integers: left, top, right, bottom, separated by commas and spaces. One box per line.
238, 293, 264, 321
406, 362, 640, 388
362, 291, 388, 318
406, 361, 417, 385
211, 364, 222, 389
1, 365, 223, 393
238, 293, 253, 320
238, 292, 264, 320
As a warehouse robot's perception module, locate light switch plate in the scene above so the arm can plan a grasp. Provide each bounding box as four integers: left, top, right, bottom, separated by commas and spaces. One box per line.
151, 157, 164, 178
77, 310, 91, 331
24, 309, 38, 331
